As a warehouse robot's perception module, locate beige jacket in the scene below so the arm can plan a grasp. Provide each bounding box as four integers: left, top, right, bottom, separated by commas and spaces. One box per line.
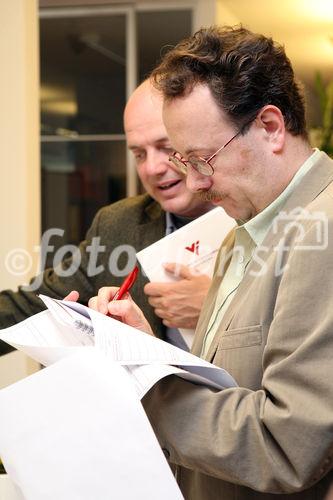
143, 152, 333, 499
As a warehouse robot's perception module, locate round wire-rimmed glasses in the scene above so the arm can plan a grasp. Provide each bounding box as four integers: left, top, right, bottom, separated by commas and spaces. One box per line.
169, 117, 255, 177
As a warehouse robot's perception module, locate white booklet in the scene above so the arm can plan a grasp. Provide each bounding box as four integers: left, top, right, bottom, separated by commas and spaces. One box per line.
0, 294, 237, 399
136, 207, 235, 347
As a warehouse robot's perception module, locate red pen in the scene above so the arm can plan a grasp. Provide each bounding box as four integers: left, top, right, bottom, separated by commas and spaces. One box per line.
112, 265, 139, 301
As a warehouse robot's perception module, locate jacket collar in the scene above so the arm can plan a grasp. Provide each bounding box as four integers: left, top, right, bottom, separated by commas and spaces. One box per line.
195, 152, 333, 361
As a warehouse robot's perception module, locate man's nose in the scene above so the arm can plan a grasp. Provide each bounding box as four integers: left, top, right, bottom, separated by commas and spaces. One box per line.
144, 149, 169, 176
185, 167, 212, 193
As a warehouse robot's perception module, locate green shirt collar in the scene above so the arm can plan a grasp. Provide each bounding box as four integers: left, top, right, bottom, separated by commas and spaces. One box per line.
241, 148, 320, 246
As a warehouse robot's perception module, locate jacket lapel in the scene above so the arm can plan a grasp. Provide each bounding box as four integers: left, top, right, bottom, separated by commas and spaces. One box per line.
201, 152, 333, 362
192, 229, 236, 357
132, 199, 166, 293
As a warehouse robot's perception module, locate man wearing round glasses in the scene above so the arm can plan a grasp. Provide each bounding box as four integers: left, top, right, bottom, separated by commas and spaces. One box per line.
91, 26, 333, 499
169, 116, 255, 178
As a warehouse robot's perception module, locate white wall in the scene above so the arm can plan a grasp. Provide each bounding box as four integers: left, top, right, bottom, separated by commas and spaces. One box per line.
193, 0, 240, 32
216, 0, 240, 26
0, 0, 41, 388
193, 0, 216, 31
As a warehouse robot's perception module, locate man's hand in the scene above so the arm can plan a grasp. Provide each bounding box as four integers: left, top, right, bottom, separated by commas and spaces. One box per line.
63, 291, 80, 302
144, 263, 211, 329
88, 286, 154, 336
63, 288, 153, 335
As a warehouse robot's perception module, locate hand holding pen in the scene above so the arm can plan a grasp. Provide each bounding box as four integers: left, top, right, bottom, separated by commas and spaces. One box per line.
86, 266, 154, 335
112, 265, 139, 301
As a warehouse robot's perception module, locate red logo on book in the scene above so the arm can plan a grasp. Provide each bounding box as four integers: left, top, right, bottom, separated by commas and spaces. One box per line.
185, 240, 200, 255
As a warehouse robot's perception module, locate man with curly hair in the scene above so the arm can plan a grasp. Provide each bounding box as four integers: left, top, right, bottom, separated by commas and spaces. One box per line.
91, 26, 333, 499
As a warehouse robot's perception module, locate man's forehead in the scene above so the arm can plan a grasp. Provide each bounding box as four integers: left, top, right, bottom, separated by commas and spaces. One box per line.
162, 84, 223, 118
125, 100, 164, 137
162, 87, 231, 149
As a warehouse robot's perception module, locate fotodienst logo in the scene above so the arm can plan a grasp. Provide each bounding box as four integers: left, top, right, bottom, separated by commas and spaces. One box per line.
271, 207, 328, 251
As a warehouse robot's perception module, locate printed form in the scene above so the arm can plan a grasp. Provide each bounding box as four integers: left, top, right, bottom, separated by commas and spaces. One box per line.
0, 295, 237, 399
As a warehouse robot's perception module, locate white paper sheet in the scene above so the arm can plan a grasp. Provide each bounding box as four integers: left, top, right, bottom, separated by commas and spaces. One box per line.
0, 296, 237, 399
136, 207, 235, 347
0, 474, 24, 500
0, 351, 184, 500
0, 309, 92, 366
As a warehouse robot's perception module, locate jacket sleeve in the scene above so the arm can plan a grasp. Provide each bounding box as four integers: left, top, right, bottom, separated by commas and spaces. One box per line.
0, 209, 104, 354
142, 216, 333, 493
0, 195, 166, 354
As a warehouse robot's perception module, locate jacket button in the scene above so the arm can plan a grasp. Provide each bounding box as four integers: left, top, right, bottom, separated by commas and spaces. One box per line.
162, 448, 170, 459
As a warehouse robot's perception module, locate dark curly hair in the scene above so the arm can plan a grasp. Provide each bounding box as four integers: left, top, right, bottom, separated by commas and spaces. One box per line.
152, 25, 307, 138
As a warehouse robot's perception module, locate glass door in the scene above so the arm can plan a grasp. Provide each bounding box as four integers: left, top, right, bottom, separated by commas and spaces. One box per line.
39, 3, 192, 265
40, 6, 130, 264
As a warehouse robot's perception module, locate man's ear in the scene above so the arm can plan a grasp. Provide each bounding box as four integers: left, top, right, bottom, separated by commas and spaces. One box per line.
256, 105, 285, 153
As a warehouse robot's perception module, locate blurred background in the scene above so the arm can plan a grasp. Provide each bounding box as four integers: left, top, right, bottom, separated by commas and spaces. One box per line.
0, 0, 333, 383
39, 0, 333, 263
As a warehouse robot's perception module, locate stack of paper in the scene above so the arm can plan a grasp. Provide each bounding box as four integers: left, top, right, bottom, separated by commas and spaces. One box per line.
0, 351, 184, 499
0, 295, 237, 399
0, 296, 237, 499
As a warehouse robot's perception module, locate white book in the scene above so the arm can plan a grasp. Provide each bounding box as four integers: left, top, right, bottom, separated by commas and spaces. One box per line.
136, 207, 235, 347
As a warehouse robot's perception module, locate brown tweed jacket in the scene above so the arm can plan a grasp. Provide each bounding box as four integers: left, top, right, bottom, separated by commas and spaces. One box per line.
0, 194, 166, 354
